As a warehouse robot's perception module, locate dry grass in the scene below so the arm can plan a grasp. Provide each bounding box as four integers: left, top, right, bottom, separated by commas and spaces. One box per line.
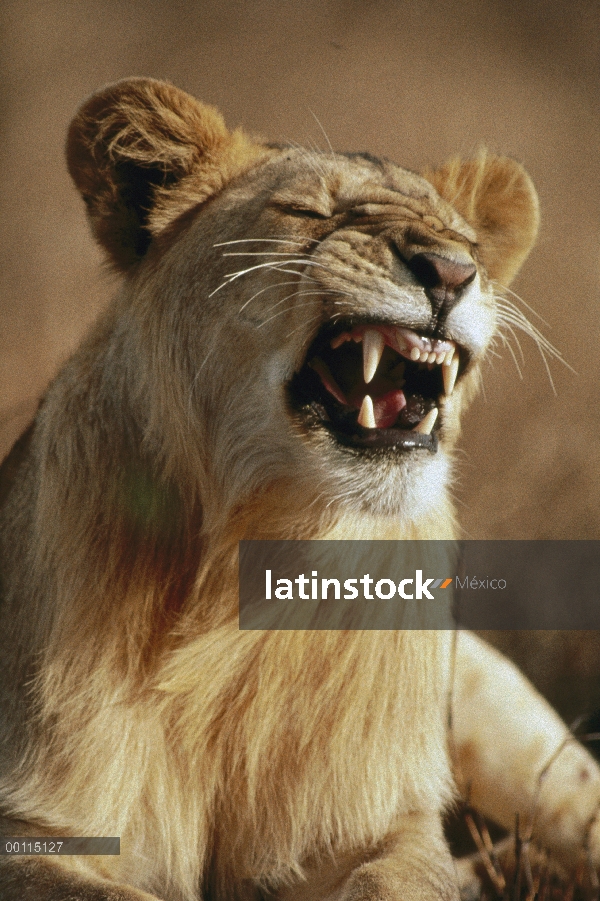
450, 721, 600, 901
453, 807, 599, 901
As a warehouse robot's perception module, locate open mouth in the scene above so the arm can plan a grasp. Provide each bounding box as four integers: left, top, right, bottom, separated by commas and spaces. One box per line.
289, 322, 463, 452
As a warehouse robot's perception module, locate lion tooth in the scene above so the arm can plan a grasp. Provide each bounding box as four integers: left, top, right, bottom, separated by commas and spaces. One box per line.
436, 351, 446, 365
331, 333, 350, 349
409, 347, 421, 362
427, 352, 437, 364
443, 348, 454, 366
395, 329, 412, 356
363, 330, 385, 384
443, 355, 459, 396
419, 350, 429, 363
358, 394, 376, 429
413, 408, 438, 435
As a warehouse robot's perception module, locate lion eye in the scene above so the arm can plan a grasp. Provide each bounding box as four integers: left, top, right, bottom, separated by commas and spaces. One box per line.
277, 204, 331, 220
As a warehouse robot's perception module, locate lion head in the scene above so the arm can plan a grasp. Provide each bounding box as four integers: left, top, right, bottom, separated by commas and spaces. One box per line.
66, 77, 539, 538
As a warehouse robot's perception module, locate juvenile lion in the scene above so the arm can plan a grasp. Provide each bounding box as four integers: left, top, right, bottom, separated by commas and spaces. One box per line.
0, 78, 598, 901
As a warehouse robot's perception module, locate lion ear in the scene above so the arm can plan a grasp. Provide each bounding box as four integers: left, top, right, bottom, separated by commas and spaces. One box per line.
66, 78, 261, 271
423, 151, 539, 287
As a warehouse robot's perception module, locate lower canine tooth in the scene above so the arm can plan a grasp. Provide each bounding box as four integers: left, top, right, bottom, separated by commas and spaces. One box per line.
414, 408, 438, 435
363, 330, 385, 384
443, 355, 459, 396
358, 394, 377, 429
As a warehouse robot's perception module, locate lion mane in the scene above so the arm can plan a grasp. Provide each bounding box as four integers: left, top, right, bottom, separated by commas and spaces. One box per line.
0, 78, 599, 901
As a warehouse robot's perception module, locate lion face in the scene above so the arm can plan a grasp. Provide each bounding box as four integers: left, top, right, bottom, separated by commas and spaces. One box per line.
66, 78, 539, 527
157, 151, 493, 519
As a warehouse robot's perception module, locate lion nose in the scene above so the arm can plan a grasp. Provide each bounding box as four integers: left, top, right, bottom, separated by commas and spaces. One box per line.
406, 252, 477, 314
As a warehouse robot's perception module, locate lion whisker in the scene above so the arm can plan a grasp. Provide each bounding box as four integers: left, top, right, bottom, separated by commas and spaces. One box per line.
209, 259, 327, 297
492, 330, 524, 380
286, 140, 328, 181
238, 280, 314, 315
304, 137, 331, 177
496, 310, 572, 386
284, 313, 324, 340
209, 261, 287, 297
261, 290, 334, 317
222, 260, 313, 281
224, 259, 330, 281
214, 238, 319, 247
256, 301, 327, 329
222, 251, 313, 258
494, 303, 568, 367
262, 288, 348, 321
493, 294, 574, 397
493, 281, 551, 328
308, 109, 335, 159
495, 325, 539, 367
496, 320, 527, 366
270, 265, 326, 279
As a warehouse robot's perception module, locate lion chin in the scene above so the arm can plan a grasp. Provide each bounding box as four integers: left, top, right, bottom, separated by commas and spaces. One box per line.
0, 77, 599, 901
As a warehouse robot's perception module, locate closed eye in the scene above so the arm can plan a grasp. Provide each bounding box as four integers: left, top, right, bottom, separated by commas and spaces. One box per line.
271, 203, 331, 219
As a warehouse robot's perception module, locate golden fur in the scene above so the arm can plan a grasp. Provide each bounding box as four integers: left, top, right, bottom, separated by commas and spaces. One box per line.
0, 78, 599, 900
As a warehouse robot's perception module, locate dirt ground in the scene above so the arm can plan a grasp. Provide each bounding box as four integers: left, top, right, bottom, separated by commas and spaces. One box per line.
2, 0, 598, 541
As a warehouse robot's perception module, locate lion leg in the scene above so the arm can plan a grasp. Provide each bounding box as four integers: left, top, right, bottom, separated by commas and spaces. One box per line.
452, 630, 600, 867
275, 814, 459, 901
0, 855, 162, 901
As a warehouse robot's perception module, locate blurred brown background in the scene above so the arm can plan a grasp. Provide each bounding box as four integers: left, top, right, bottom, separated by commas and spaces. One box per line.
1, 0, 599, 540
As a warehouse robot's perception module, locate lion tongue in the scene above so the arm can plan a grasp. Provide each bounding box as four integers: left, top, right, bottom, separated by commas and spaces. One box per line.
309, 358, 407, 428
345, 367, 407, 428
357, 389, 407, 429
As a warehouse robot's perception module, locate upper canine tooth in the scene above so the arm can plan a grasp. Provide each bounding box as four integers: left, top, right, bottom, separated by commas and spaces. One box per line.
363, 330, 385, 384
358, 394, 377, 429
443, 355, 460, 396
414, 408, 438, 435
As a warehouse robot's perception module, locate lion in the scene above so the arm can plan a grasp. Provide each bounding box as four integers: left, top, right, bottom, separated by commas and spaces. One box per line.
0, 77, 599, 901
